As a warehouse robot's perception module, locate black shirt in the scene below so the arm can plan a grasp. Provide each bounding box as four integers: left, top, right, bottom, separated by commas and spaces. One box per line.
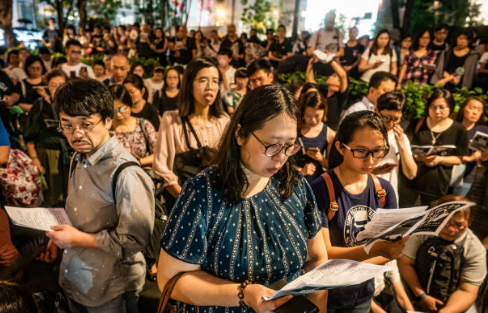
131, 102, 160, 131
341, 42, 365, 66
269, 38, 292, 58
221, 37, 245, 68
445, 51, 469, 74
173, 37, 196, 65
153, 89, 179, 116
318, 85, 349, 131
403, 119, 468, 197
17, 79, 42, 105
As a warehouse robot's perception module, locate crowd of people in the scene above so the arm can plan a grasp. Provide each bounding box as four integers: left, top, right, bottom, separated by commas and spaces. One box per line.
1, 10, 488, 313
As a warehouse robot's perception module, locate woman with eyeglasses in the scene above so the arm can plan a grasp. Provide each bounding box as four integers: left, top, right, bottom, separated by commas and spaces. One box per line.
399, 89, 468, 207
17, 55, 47, 112
152, 57, 230, 206
373, 92, 417, 203
23, 69, 71, 207
157, 84, 328, 313
310, 111, 408, 313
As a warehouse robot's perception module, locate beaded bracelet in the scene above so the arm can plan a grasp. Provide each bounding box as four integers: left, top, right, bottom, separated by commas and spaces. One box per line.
238, 280, 251, 308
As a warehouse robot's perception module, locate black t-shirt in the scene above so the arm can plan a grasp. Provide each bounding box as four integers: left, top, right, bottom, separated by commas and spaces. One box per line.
0, 70, 16, 136
131, 102, 160, 131
269, 38, 292, 58
17, 79, 42, 105
154, 89, 179, 116
318, 85, 349, 131
173, 37, 196, 65
432, 42, 448, 53
403, 119, 469, 197
464, 125, 488, 183
445, 51, 469, 74
341, 43, 365, 66
221, 37, 245, 68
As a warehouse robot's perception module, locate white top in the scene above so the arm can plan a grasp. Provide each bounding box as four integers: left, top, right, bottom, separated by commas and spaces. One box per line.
42, 59, 53, 71
308, 28, 344, 52
341, 96, 375, 121
360, 47, 397, 82
374, 259, 401, 296
479, 52, 488, 64
221, 66, 236, 95
377, 131, 413, 203
61, 63, 95, 79
4, 67, 26, 84
144, 78, 164, 97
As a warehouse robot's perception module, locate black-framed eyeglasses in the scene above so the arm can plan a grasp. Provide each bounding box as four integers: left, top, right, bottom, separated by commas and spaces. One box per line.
380, 115, 401, 124
251, 133, 301, 157
341, 143, 389, 159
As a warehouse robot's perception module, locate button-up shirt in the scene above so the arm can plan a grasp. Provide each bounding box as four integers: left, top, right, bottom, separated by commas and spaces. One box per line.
59, 136, 154, 307
341, 96, 375, 121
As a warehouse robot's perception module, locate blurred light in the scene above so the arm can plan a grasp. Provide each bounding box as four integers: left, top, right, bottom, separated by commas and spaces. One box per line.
273, 9, 279, 16
216, 8, 225, 19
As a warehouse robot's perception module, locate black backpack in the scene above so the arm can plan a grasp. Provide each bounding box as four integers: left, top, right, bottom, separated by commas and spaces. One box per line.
414, 236, 466, 303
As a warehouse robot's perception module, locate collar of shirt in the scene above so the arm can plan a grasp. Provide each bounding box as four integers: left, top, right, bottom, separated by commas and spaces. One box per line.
361, 96, 375, 111
80, 136, 119, 166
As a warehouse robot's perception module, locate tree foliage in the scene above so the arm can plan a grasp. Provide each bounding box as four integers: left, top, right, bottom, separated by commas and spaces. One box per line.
0, 0, 18, 48
240, 0, 279, 35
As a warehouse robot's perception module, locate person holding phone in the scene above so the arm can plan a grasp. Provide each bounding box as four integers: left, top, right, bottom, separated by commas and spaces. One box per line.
295, 88, 335, 183
61, 40, 95, 79
358, 29, 398, 83
374, 92, 417, 203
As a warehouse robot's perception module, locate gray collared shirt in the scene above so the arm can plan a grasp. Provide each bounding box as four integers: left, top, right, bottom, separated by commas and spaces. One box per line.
59, 136, 154, 307
341, 96, 375, 121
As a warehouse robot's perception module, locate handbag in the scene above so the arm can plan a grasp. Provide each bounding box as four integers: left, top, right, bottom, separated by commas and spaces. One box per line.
173, 116, 218, 185
0, 149, 43, 207
157, 272, 200, 313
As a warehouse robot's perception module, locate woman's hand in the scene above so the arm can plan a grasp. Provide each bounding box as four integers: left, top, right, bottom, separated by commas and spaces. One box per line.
33, 157, 45, 174
369, 237, 409, 259
301, 163, 316, 176
424, 155, 442, 167
464, 151, 482, 163
243, 284, 293, 313
306, 148, 323, 162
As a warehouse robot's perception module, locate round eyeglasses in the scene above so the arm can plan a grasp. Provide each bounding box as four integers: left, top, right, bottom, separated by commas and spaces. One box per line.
251, 133, 301, 157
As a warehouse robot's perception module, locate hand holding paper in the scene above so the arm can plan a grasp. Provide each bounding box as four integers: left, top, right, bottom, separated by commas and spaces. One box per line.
5, 206, 72, 232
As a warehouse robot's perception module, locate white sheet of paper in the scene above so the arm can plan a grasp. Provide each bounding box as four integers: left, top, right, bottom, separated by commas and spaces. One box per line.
263, 259, 392, 300
5, 206, 72, 232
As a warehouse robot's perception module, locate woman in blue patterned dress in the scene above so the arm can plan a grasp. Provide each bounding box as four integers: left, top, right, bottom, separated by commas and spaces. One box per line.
157, 84, 328, 312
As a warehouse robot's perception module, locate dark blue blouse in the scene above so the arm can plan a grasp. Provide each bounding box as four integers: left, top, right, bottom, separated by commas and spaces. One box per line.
161, 166, 322, 312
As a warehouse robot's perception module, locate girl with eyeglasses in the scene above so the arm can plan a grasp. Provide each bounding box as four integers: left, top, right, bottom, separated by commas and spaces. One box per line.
399, 89, 468, 207
311, 111, 408, 313
157, 84, 328, 313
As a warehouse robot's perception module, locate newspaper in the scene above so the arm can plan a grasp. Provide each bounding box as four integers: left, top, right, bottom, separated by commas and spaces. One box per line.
358, 201, 475, 253
468, 131, 488, 151
5, 206, 72, 232
264, 259, 392, 301
410, 144, 456, 156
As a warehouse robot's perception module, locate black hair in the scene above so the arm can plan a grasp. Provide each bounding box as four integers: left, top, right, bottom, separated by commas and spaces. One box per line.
435, 23, 449, 33
54, 78, 114, 120
123, 73, 149, 101
6, 50, 18, 63
298, 89, 328, 122
278, 24, 286, 31
65, 39, 82, 50
163, 67, 181, 91
174, 65, 185, 75
217, 48, 233, 59
24, 55, 46, 77
93, 60, 105, 69
0, 281, 38, 313
235, 67, 247, 80
130, 62, 145, 76
411, 28, 431, 51
247, 58, 273, 77
424, 89, 455, 117
44, 69, 67, 85
215, 84, 302, 204
301, 82, 318, 95
266, 28, 275, 35
328, 111, 389, 169
453, 28, 474, 49
154, 27, 165, 39
178, 57, 225, 118
377, 91, 406, 112
154, 67, 165, 74
369, 71, 398, 91
371, 29, 392, 56
48, 17, 55, 22
455, 96, 487, 124
109, 84, 133, 108
39, 47, 50, 55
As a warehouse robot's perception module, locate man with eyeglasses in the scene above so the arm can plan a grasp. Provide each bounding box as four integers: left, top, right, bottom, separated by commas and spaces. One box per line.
61, 40, 95, 79
38, 79, 154, 313
341, 71, 397, 120
373, 92, 417, 203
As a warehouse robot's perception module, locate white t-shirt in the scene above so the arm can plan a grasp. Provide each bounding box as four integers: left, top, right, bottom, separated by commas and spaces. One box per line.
144, 78, 164, 97
221, 66, 236, 95
479, 52, 488, 64
360, 47, 398, 82
4, 67, 26, 84
307, 28, 345, 53
61, 63, 95, 79
377, 130, 412, 203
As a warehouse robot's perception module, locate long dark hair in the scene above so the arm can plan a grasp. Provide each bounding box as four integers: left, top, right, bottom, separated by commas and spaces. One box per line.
109, 84, 133, 107
24, 55, 47, 77
328, 111, 389, 169
411, 28, 431, 51
424, 89, 455, 117
179, 57, 225, 118
215, 84, 302, 204
123, 73, 149, 101
455, 96, 487, 124
371, 29, 392, 56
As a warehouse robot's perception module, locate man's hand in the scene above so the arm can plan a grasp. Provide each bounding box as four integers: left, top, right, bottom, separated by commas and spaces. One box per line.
79, 67, 89, 78
37, 239, 59, 263
301, 163, 316, 176
419, 295, 444, 312
46, 225, 94, 249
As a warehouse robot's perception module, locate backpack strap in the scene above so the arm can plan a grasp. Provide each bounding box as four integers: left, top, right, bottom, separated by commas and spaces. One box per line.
111, 161, 140, 200
370, 173, 386, 208
321, 171, 339, 221
414, 117, 425, 136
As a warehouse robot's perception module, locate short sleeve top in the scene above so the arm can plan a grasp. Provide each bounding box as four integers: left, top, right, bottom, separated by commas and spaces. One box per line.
160, 166, 322, 313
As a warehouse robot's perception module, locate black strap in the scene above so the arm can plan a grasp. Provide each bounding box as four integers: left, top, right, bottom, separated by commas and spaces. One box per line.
111, 161, 140, 200
139, 118, 151, 157
181, 116, 203, 149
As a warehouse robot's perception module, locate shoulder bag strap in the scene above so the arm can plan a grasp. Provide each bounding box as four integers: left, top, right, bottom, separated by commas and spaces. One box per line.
157, 272, 200, 313
183, 116, 203, 149
414, 117, 425, 136
321, 170, 339, 221
181, 116, 193, 150
139, 118, 151, 156
111, 161, 140, 201
370, 173, 386, 208
68, 152, 79, 179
